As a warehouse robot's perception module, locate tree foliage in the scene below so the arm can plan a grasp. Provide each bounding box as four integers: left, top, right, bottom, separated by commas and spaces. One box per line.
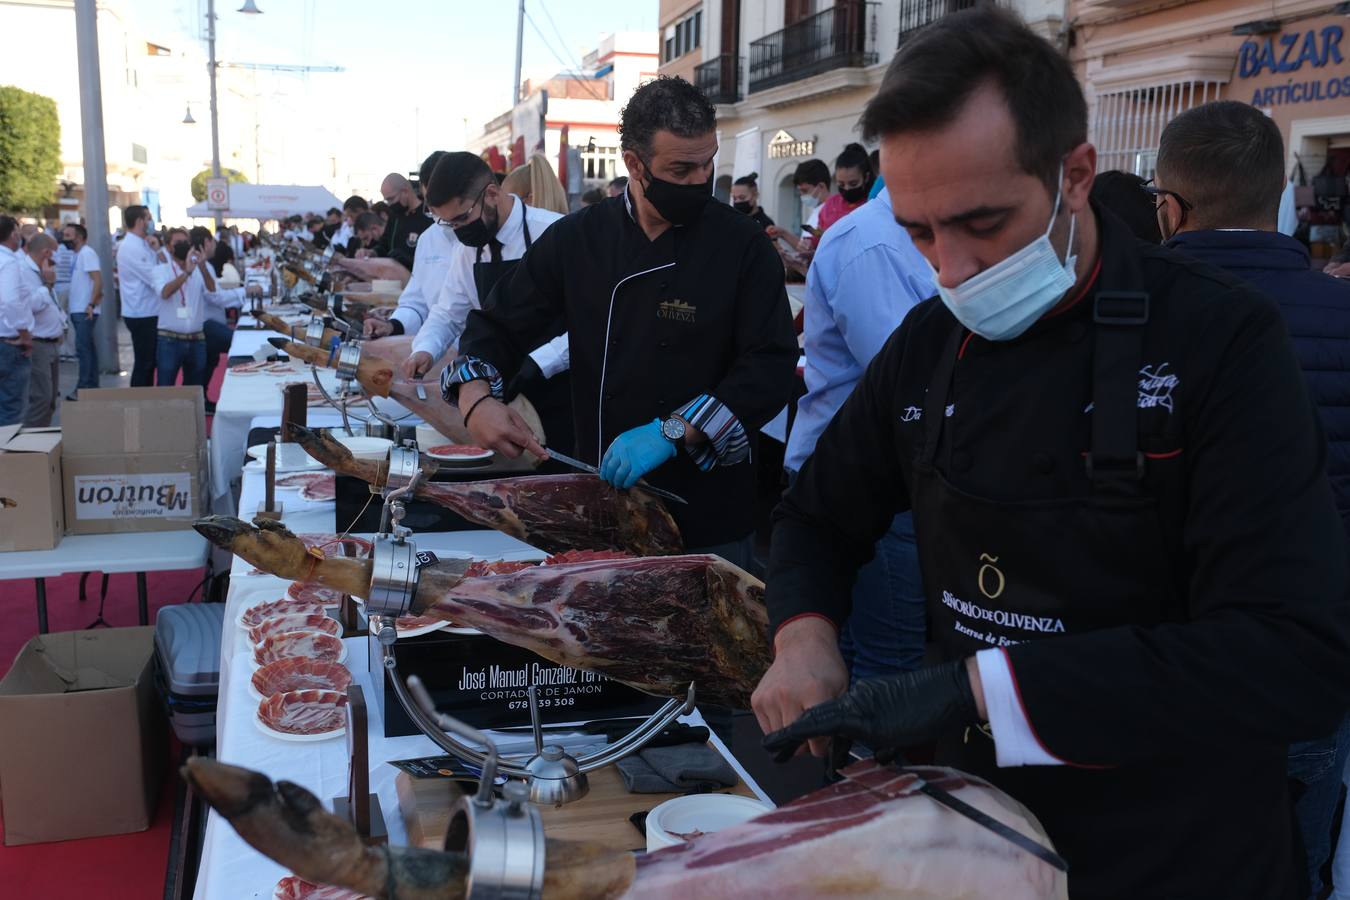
0, 85, 61, 212
190, 167, 248, 202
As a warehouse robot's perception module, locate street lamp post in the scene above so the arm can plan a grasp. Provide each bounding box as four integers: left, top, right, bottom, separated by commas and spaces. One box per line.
207, 0, 223, 228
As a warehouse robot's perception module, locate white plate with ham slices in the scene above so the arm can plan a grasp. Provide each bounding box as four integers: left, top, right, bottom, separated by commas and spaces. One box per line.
273, 875, 373, 900
255, 689, 348, 741
287, 582, 345, 607
253, 631, 348, 669
250, 658, 353, 702
247, 613, 341, 648
237, 597, 327, 630
424, 443, 493, 464
392, 614, 451, 639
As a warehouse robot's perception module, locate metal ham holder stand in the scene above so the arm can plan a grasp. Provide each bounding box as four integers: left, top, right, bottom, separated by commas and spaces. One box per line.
296, 329, 414, 440
363, 445, 696, 895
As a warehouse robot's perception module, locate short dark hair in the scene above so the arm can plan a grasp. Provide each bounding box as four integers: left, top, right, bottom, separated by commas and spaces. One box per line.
581, 187, 606, 204
123, 204, 149, 230
859, 6, 1086, 191
618, 76, 716, 157
326, 207, 341, 218
342, 195, 368, 214
608, 176, 628, 190
418, 150, 449, 189
355, 212, 383, 232
65, 222, 88, 240
793, 159, 830, 188
1090, 171, 1161, 243
426, 151, 492, 207
371, 200, 389, 215
0, 215, 17, 242
188, 225, 213, 246
1157, 100, 1285, 229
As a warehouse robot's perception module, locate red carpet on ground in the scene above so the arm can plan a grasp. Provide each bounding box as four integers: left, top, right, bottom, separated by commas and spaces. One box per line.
0, 353, 229, 898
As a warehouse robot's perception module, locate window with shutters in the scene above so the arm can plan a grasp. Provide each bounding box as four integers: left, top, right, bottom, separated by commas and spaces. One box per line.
1091, 80, 1225, 178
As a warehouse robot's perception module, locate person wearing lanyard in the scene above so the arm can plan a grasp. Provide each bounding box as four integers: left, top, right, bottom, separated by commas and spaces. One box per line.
444, 76, 798, 566
152, 230, 254, 387
402, 151, 573, 452
752, 9, 1350, 899
364, 151, 458, 340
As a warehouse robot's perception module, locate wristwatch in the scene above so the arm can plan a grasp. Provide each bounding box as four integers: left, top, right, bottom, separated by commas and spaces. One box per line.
660, 416, 687, 443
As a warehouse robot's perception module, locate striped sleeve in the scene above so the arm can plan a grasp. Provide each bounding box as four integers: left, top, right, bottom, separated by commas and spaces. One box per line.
674, 394, 749, 470
442, 355, 504, 404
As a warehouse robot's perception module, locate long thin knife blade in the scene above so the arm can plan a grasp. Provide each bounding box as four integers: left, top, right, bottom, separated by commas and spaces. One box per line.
844, 766, 1068, 873
544, 448, 689, 505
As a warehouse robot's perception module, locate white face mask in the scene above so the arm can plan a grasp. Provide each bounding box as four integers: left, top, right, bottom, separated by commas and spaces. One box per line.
800, 192, 822, 210
936, 165, 1078, 342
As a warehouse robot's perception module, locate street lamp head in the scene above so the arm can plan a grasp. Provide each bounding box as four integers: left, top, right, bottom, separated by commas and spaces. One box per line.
238, 0, 263, 13
182, 104, 197, 124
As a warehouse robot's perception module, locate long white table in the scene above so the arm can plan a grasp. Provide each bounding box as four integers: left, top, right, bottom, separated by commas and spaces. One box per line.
193, 470, 770, 899
0, 529, 208, 632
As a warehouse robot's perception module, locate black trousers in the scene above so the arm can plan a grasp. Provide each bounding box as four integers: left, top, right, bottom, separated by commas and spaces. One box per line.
201, 318, 232, 397
124, 316, 158, 387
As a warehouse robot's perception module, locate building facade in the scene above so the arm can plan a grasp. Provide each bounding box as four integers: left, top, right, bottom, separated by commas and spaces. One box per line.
1071, 0, 1350, 259
665, 0, 1063, 230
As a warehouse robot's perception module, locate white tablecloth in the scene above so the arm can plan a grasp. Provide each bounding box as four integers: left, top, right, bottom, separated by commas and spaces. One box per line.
0, 529, 209, 581
195, 471, 766, 899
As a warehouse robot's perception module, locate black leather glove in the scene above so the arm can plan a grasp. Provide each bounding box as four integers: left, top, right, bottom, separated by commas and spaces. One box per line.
762, 659, 980, 763
503, 355, 544, 404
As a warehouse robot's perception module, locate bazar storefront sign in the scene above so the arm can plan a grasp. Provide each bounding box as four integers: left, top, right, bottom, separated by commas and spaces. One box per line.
1239, 24, 1349, 107
768, 129, 816, 159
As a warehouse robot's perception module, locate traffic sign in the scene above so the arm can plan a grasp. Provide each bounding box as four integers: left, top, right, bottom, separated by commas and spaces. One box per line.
206, 177, 230, 211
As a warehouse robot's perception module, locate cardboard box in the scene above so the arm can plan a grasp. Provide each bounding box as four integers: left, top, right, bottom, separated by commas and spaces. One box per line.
0, 627, 164, 845
61, 387, 208, 535
0, 425, 64, 552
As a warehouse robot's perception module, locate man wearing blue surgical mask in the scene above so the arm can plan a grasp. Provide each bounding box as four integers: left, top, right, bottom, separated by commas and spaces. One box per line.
753, 7, 1350, 899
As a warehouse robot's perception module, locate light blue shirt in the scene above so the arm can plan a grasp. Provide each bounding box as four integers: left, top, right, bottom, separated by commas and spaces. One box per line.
784, 189, 935, 472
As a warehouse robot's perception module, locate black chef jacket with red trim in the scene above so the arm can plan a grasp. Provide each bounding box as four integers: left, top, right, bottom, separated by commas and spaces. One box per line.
457, 194, 798, 548
768, 208, 1350, 898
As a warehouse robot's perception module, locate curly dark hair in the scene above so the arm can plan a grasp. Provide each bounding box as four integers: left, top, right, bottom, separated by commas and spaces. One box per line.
619, 76, 716, 157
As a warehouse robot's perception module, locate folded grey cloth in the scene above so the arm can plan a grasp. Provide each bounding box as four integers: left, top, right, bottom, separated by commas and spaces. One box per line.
617, 742, 738, 793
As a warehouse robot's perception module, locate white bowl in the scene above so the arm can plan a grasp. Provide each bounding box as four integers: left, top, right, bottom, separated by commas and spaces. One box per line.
646, 794, 770, 852
331, 434, 393, 460
371, 279, 403, 293
245, 442, 323, 471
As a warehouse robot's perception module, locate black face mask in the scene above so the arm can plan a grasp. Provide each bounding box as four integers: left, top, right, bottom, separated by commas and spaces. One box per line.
60, 239, 75, 250
172, 241, 190, 261
386, 202, 406, 218
839, 183, 869, 204
733, 200, 753, 214
640, 160, 712, 226
454, 189, 498, 249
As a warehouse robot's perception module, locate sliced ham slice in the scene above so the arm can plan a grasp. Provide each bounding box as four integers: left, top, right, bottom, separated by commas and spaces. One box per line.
273, 876, 372, 900
299, 475, 336, 502
287, 582, 345, 607
463, 559, 538, 578
543, 549, 632, 565
252, 658, 352, 697
257, 689, 347, 737
254, 631, 345, 667
248, 613, 340, 648
394, 614, 445, 631
276, 472, 328, 490
241, 598, 326, 630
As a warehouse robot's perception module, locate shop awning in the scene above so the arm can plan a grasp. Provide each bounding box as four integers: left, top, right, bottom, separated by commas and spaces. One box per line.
185, 184, 342, 220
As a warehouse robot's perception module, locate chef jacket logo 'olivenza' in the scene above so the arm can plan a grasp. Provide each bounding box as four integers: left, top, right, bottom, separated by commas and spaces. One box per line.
657, 299, 696, 323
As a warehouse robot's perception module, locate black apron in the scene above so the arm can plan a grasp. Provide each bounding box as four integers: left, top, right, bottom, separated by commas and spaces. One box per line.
909, 273, 1293, 897
473, 209, 576, 456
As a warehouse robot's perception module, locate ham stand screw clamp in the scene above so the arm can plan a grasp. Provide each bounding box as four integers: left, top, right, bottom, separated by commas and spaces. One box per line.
301, 337, 411, 437
366, 451, 697, 801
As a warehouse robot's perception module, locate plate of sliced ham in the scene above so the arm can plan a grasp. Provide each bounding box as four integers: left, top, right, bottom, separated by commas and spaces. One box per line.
238, 597, 326, 630
273, 876, 373, 900
255, 689, 348, 741
425, 444, 493, 463
299, 475, 337, 502
393, 614, 451, 638
275, 471, 329, 491
251, 658, 352, 702
253, 631, 347, 668
287, 582, 345, 607
248, 613, 340, 648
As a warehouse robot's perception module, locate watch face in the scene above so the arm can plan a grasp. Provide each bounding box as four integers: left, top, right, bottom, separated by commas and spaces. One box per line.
661, 418, 685, 441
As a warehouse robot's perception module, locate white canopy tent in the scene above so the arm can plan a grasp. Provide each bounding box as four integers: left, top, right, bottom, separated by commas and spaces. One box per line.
185, 184, 343, 221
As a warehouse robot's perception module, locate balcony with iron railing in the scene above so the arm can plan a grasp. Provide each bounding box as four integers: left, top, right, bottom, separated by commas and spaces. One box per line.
898, 0, 984, 47
747, 2, 879, 95
695, 54, 741, 104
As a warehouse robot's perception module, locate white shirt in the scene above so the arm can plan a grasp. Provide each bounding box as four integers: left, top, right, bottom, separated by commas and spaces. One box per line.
390, 220, 458, 335
53, 243, 75, 287
68, 244, 102, 315
116, 232, 163, 318
332, 222, 354, 250
14, 254, 67, 339
0, 245, 25, 336
151, 259, 244, 334
412, 196, 569, 375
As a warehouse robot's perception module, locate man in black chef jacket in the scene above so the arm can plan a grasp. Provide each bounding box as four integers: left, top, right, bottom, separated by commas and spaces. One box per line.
444, 76, 797, 563
752, 8, 1350, 899
372, 173, 431, 271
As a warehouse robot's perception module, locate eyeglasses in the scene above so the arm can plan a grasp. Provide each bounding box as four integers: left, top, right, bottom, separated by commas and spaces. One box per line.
1139, 184, 1193, 213
432, 183, 489, 229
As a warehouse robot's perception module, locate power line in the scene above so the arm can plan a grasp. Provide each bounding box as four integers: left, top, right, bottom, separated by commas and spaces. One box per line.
522, 8, 608, 104
537, 0, 583, 73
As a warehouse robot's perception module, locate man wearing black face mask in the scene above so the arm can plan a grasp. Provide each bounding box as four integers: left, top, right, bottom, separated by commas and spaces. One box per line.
445, 76, 797, 568
371, 172, 431, 271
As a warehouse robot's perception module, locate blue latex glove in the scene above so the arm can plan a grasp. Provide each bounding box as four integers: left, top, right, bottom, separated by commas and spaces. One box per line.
599, 419, 677, 489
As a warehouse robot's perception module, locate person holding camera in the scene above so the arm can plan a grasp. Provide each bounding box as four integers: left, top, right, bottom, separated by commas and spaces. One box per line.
152, 227, 258, 387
